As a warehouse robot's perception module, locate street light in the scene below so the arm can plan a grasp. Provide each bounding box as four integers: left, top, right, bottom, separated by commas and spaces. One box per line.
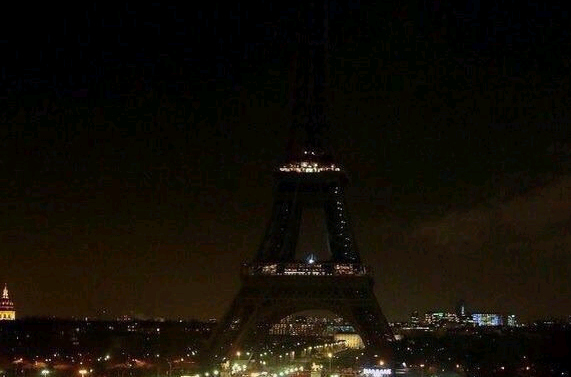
78, 370, 88, 377
41, 370, 50, 377
327, 353, 332, 372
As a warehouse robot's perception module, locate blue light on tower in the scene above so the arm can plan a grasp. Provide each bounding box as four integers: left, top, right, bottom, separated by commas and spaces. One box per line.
307, 254, 316, 264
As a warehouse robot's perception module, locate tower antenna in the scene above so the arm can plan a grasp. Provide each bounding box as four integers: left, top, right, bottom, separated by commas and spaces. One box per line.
285, 1, 332, 162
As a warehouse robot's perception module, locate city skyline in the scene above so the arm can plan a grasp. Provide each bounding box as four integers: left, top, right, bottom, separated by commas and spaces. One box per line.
0, 278, 567, 324
2, 1, 571, 323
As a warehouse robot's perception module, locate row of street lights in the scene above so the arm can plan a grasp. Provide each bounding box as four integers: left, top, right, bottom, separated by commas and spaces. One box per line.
227, 340, 344, 377
40, 369, 90, 377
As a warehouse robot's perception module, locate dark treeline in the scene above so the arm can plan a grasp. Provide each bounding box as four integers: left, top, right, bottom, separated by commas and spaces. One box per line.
0, 318, 212, 359
394, 326, 571, 376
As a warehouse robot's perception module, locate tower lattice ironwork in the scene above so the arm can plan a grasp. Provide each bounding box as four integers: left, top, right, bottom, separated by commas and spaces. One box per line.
204, 147, 394, 364
203, 1, 393, 366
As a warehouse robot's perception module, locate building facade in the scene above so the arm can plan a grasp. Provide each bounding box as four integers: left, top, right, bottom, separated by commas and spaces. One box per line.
424, 312, 459, 326
0, 284, 16, 320
472, 313, 502, 326
506, 314, 518, 327
334, 333, 364, 349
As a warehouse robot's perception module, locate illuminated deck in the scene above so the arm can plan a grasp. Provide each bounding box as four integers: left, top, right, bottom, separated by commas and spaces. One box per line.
241, 263, 370, 276
278, 161, 341, 173
278, 150, 342, 174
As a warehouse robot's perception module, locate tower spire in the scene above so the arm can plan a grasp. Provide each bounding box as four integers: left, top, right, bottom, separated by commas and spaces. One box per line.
286, 1, 332, 162
2, 284, 8, 299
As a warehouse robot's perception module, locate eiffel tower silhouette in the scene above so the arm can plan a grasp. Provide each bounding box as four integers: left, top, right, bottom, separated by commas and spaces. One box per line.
203, 1, 393, 366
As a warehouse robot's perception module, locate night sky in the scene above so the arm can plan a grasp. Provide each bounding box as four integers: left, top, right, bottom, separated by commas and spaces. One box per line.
1, 1, 570, 322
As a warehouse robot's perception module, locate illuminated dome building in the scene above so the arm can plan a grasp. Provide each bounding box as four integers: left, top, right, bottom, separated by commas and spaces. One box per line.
0, 284, 16, 320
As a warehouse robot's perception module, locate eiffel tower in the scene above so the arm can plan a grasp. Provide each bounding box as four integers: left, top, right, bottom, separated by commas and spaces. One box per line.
203, 1, 394, 366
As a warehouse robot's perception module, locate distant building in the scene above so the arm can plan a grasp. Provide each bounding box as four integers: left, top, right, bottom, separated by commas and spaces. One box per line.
410, 311, 420, 326
424, 312, 459, 326
0, 284, 16, 320
472, 313, 502, 326
506, 314, 518, 327
456, 299, 467, 317
333, 333, 364, 348
269, 315, 333, 336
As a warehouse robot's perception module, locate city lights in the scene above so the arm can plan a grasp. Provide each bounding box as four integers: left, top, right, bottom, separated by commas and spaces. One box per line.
279, 161, 341, 173
362, 368, 392, 376
244, 263, 368, 276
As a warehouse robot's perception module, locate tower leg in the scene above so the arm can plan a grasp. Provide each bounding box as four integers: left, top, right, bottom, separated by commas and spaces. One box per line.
204, 279, 394, 367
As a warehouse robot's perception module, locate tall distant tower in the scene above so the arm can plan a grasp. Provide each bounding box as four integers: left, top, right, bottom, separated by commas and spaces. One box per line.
0, 284, 16, 320
456, 299, 467, 317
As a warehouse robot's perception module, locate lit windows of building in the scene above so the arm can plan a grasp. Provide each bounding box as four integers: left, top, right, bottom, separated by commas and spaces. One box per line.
269, 315, 354, 337
0, 284, 16, 321
471, 313, 503, 326
506, 314, 518, 327
269, 315, 321, 336
410, 311, 419, 326
333, 333, 364, 349
424, 312, 459, 327
456, 299, 467, 317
